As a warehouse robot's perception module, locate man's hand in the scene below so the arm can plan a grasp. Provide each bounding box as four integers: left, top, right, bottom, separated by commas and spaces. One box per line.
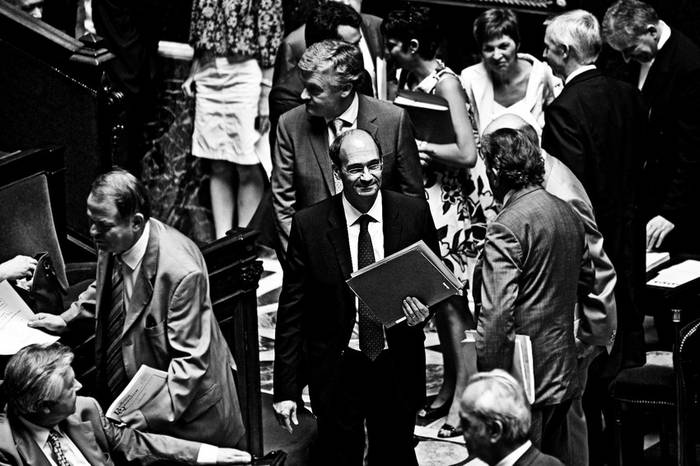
216, 448, 252, 464
27, 313, 67, 333
273, 400, 298, 434
646, 215, 675, 250
402, 297, 429, 326
0, 255, 37, 282
120, 410, 148, 429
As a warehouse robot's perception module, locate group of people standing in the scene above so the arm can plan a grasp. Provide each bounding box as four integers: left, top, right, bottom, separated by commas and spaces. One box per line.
267, 0, 700, 465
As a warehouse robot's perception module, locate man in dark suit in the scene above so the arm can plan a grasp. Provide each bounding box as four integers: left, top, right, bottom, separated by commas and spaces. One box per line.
269, 2, 373, 146
603, 0, 700, 254
477, 127, 592, 464
29, 169, 245, 448
271, 40, 423, 257
0, 343, 251, 466
541, 11, 649, 463
460, 370, 564, 466
272, 129, 437, 465
272, 0, 383, 94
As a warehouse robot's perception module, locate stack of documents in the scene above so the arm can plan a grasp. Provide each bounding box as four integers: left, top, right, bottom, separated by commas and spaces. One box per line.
647, 259, 700, 288
0, 280, 58, 355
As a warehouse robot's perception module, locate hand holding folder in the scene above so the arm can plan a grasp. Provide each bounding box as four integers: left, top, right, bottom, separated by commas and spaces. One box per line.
346, 240, 462, 327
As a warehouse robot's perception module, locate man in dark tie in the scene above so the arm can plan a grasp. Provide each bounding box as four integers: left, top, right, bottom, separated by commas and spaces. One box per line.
271, 39, 423, 260
0, 343, 251, 466
272, 128, 437, 465
29, 169, 245, 448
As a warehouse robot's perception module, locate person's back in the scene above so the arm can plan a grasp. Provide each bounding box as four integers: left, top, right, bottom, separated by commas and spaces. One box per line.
484, 186, 583, 404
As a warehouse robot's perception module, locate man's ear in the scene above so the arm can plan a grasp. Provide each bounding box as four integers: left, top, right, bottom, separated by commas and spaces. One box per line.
409, 39, 420, 54
487, 420, 504, 444
647, 24, 658, 39
131, 213, 146, 232
339, 82, 353, 99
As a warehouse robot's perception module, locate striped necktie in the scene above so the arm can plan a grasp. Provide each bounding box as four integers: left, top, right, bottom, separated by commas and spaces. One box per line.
357, 214, 385, 361
47, 430, 72, 466
104, 255, 127, 398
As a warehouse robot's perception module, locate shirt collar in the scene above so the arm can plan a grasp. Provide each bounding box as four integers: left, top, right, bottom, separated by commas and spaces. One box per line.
120, 220, 150, 272
342, 191, 383, 227
565, 64, 596, 85
657, 20, 671, 52
17, 415, 56, 449
495, 440, 532, 466
327, 93, 359, 126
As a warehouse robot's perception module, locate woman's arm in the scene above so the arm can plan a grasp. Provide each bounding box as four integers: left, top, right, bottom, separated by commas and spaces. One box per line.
420, 76, 477, 168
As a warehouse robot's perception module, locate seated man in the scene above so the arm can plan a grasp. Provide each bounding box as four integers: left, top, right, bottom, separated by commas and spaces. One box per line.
0, 343, 251, 466
460, 370, 563, 466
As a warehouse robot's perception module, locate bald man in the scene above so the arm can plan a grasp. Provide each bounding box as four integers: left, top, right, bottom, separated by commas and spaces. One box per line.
484, 114, 617, 466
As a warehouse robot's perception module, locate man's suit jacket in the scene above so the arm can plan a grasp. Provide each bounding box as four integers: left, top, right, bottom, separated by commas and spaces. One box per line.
273, 191, 439, 412
543, 151, 617, 352
0, 397, 203, 466
61, 219, 244, 447
622, 28, 700, 252
272, 13, 384, 84
271, 94, 424, 254
477, 186, 591, 407
513, 445, 565, 466
542, 68, 647, 370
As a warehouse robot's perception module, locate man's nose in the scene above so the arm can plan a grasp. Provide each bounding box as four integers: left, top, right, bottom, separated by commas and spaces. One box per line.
89, 224, 98, 237
300, 88, 310, 100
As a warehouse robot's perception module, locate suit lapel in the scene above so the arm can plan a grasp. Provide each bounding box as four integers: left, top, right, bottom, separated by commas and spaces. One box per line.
122, 221, 157, 337
327, 196, 353, 280
382, 193, 402, 256
308, 115, 335, 194
11, 422, 51, 466
641, 33, 675, 108
62, 418, 109, 466
356, 95, 379, 144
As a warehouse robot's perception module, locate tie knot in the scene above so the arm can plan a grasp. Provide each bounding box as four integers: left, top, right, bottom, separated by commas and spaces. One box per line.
331, 118, 348, 138
357, 214, 373, 232
48, 430, 61, 442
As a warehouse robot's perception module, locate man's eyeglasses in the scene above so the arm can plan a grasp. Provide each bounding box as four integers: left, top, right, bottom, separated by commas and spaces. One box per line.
343, 160, 383, 176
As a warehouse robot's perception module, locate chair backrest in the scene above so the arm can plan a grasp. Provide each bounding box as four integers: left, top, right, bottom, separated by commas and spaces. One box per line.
675, 317, 700, 465
0, 173, 68, 288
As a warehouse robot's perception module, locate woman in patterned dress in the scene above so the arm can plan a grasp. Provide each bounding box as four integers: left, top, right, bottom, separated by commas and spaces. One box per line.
383, 6, 479, 438
184, 0, 283, 238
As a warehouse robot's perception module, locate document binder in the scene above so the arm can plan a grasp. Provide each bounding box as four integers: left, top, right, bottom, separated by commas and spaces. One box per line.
393, 90, 456, 144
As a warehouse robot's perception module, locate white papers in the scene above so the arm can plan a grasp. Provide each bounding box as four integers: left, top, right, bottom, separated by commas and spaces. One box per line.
646, 251, 670, 272
376, 57, 387, 101
0, 280, 59, 355
106, 365, 167, 421
647, 259, 700, 288
512, 334, 535, 404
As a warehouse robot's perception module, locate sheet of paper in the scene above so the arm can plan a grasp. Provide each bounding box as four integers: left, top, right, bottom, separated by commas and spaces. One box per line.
106, 365, 168, 421
0, 280, 59, 355
646, 251, 670, 272
647, 259, 700, 288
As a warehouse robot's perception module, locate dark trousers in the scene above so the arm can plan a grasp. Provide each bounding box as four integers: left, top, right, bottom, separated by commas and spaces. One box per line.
311, 348, 419, 466
531, 400, 573, 465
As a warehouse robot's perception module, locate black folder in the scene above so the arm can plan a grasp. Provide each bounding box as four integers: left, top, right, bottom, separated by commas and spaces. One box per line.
393, 90, 456, 144
346, 240, 462, 327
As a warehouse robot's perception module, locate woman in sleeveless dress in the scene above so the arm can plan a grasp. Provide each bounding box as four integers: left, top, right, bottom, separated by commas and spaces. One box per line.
383, 6, 479, 437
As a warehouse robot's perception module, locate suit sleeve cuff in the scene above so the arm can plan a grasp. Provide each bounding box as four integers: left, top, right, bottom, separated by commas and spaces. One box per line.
197, 444, 219, 464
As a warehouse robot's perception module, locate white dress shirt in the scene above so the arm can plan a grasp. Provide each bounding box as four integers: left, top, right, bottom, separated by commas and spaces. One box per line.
118, 221, 150, 307
638, 20, 671, 90
342, 192, 388, 351
326, 93, 360, 146
495, 440, 532, 466
358, 33, 377, 96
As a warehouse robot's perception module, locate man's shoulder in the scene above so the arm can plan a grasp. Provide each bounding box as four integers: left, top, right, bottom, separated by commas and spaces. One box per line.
383, 189, 427, 210
278, 102, 310, 128
514, 444, 564, 466
151, 219, 206, 274
666, 28, 700, 68
358, 95, 404, 118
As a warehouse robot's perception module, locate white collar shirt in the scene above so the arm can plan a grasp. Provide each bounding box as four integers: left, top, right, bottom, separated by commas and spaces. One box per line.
495, 440, 533, 466
326, 93, 359, 147
17, 417, 91, 466
118, 220, 150, 305
341, 192, 387, 351
357, 32, 377, 96
565, 64, 596, 85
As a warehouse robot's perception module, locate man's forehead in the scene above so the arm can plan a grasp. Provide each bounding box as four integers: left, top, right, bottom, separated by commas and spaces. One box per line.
340, 134, 379, 160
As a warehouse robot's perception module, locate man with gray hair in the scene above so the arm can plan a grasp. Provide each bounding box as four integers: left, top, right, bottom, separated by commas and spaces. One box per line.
0, 343, 251, 466
541, 13, 649, 463
271, 39, 423, 258
603, 0, 700, 255
460, 370, 563, 466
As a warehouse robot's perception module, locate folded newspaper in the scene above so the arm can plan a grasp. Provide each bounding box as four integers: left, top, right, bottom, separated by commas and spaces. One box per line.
106, 365, 167, 421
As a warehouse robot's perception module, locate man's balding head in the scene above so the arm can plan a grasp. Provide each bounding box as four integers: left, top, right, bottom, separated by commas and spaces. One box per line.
484, 113, 540, 148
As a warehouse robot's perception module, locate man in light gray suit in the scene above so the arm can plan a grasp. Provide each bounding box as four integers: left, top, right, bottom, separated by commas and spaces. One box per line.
477, 126, 593, 465
484, 114, 617, 466
271, 39, 423, 258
